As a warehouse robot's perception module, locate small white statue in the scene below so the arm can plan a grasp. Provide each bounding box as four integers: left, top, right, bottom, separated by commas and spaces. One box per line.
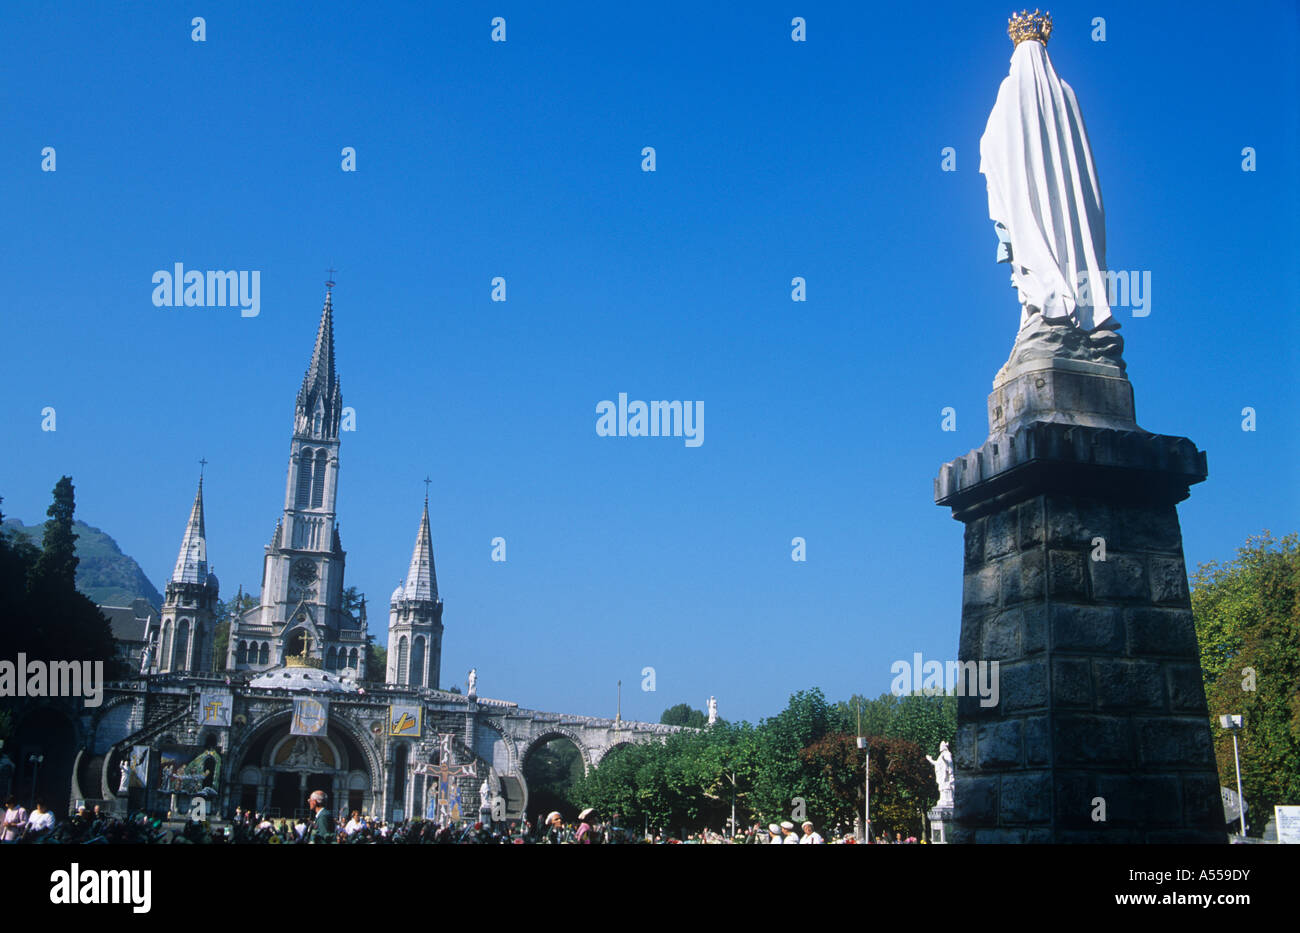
707, 696, 718, 725
926, 741, 955, 809
467, 668, 477, 697
118, 758, 130, 793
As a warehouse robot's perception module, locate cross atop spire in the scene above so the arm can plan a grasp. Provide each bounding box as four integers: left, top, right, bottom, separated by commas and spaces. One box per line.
423, 476, 432, 504
198, 457, 208, 484
325, 266, 337, 293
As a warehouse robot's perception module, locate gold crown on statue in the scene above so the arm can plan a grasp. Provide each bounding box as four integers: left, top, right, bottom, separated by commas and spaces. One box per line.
1008, 9, 1053, 45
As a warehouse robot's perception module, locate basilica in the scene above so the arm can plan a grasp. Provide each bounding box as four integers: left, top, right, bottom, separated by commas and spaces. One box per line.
26, 287, 677, 823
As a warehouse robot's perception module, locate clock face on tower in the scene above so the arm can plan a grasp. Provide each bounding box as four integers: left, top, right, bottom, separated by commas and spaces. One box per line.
289, 559, 318, 600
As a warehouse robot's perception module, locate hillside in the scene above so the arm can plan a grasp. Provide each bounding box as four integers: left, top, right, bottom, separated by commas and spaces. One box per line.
2, 518, 163, 611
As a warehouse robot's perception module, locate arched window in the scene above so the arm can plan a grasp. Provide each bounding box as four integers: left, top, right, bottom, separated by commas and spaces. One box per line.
311, 449, 328, 508
348, 647, 358, 668
397, 636, 409, 684
410, 636, 425, 688
159, 621, 173, 672
313, 404, 323, 436
193, 622, 206, 671
173, 619, 190, 671
326, 646, 337, 669
258, 642, 269, 666
236, 641, 247, 665
295, 449, 313, 508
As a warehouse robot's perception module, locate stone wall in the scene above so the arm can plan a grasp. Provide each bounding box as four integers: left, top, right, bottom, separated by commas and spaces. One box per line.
950, 490, 1223, 842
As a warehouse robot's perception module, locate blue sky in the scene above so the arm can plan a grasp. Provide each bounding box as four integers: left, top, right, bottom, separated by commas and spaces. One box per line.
1, 1, 1297, 724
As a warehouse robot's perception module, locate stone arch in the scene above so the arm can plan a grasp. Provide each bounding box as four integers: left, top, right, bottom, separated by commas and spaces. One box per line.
519, 728, 590, 823
224, 707, 383, 815
593, 741, 634, 767
10, 703, 82, 815
521, 727, 593, 772
478, 717, 520, 774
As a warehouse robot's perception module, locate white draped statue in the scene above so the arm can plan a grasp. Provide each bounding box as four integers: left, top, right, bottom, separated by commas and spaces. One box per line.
980, 16, 1114, 334
926, 741, 955, 809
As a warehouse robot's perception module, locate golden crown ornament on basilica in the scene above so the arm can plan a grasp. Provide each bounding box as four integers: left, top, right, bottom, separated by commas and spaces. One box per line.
1008, 9, 1052, 46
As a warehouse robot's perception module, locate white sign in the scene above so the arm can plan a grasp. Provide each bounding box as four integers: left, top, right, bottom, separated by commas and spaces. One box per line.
1275, 805, 1300, 845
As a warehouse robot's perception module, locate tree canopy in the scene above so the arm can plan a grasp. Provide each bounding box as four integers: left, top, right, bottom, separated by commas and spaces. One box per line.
573, 687, 953, 839
0, 478, 120, 672
1192, 531, 1300, 834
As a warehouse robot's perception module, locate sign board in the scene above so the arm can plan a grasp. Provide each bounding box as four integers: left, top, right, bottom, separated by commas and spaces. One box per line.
1275, 805, 1300, 845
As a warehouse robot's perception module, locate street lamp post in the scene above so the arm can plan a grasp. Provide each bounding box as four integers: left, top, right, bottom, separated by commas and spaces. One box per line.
1220, 714, 1246, 838
724, 769, 737, 838
856, 699, 869, 842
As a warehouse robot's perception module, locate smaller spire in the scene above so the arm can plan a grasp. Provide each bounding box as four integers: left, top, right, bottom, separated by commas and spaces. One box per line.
399, 498, 440, 602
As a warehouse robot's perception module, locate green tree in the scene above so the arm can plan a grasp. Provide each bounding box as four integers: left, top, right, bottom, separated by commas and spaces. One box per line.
212, 592, 258, 671
751, 689, 835, 823
32, 476, 79, 591
660, 703, 707, 728
363, 644, 387, 683
6, 479, 119, 671
833, 691, 956, 758
524, 739, 584, 821
1192, 532, 1300, 835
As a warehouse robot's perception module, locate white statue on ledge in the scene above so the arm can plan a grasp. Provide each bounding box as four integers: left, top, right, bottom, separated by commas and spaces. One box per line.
927, 741, 955, 809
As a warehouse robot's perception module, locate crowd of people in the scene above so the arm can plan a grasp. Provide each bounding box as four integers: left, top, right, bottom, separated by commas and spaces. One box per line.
3, 791, 918, 844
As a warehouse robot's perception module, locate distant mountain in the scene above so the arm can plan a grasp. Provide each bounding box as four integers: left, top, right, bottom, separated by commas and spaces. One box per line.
2, 518, 162, 611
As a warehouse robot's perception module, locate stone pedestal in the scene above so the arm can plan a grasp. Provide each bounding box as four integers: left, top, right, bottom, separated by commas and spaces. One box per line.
934, 354, 1224, 844
928, 806, 953, 844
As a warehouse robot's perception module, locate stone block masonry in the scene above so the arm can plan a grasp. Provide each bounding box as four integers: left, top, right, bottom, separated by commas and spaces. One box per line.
936, 382, 1225, 843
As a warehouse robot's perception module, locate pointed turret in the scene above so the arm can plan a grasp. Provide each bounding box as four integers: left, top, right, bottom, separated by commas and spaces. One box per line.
159, 472, 218, 674
171, 478, 208, 584
295, 289, 343, 440
400, 498, 440, 602
387, 493, 445, 688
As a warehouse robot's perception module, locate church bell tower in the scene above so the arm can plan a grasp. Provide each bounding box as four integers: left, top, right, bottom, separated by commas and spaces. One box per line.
386, 495, 444, 688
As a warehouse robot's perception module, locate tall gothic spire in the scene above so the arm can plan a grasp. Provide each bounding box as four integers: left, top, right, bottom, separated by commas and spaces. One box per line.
171, 477, 208, 584
296, 289, 342, 438
400, 498, 440, 602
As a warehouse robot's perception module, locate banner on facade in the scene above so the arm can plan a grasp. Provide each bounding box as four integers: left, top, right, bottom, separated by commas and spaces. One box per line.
158, 746, 221, 795
291, 696, 329, 736
388, 704, 422, 738
129, 745, 150, 789
199, 690, 233, 727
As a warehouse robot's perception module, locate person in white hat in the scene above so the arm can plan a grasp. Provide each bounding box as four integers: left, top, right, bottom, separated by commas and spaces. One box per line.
780, 820, 800, 844
767, 822, 783, 844
543, 811, 571, 844
799, 820, 824, 844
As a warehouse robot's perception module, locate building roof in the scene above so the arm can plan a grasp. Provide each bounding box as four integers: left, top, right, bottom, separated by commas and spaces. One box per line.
99, 598, 156, 643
